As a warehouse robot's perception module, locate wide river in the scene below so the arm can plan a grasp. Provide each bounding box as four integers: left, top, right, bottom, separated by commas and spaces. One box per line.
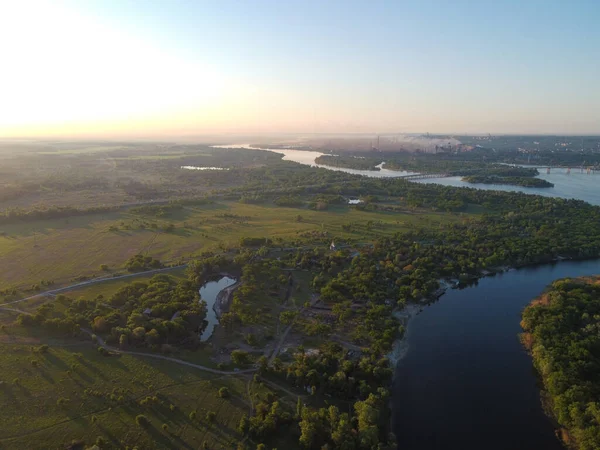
218, 143, 600, 448
214, 144, 600, 206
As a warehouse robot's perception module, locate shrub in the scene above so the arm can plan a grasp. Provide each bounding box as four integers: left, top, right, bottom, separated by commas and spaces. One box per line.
206, 411, 216, 422
189, 410, 197, 420
162, 423, 168, 432
218, 387, 230, 398
135, 414, 149, 426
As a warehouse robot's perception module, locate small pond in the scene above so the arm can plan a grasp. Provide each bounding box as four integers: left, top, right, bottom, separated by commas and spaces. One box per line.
199, 276, 237, 341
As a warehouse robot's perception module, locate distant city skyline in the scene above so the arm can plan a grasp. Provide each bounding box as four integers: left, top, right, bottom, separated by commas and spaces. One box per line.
1, 0, 599, 138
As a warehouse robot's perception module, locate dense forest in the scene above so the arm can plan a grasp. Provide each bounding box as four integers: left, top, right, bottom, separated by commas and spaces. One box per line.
462, 175, 554, 188
18, 274, 207, 350
521, 278, 600, 450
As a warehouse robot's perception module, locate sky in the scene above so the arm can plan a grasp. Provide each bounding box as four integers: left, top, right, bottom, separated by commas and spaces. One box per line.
0, 0, 599, 138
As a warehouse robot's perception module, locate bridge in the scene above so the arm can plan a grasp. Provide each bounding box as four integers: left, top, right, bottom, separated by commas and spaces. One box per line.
546, 167, 597, 174
401, 173, 448, 180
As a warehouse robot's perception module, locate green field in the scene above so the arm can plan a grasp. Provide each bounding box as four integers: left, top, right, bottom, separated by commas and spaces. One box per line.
0, 337, 283, 450
0, 200, 469, 292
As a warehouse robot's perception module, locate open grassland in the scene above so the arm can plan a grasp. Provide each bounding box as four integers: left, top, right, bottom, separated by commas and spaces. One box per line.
0, 200, 473, 292
0, 338, 272, 450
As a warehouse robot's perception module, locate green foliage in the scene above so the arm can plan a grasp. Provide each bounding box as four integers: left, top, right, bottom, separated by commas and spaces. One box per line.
463, 175, 553, 188
125, 254, 163, 272
522, 278, 600, 449
135, 414, 149, 426
273, 195, 304, 207
218, 387, 230, 398
230, 350, 250, 366
23, 274, 205, 350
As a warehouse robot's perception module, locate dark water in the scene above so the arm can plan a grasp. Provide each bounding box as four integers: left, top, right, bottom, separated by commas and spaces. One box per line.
199, 276, 236, 341
392, 259, 600, 450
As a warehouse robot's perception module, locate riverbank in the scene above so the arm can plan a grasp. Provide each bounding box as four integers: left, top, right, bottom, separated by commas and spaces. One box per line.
392, 259, 600, 450
213, 278, 240, 318
387, 303, 422, 368
520, 276, 600, 450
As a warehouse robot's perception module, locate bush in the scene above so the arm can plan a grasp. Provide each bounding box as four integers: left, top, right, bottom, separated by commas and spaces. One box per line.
162, 423, 168, 431
37, 344, 49, 353
218, 387, 230, 398
135, 414, 149, 426
206, 411, 216, 423
189, 410, 197, 420
95, 436, 105, 446
100, 264, 109, 271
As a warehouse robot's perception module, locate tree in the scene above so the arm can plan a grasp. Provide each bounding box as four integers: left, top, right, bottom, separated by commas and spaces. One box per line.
206, 411, 216, 423
231, 349, 250, 365
296, 397, 303, 419
135, 414, 149, 426
238, 414, 249, 434
218, 387, 230, 398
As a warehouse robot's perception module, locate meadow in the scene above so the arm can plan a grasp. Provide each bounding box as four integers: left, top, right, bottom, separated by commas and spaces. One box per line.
0, 319, 309, 450
0, 199, 469, 294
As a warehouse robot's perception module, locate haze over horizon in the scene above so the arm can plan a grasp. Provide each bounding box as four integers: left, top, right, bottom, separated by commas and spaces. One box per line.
1, 0, 599, 139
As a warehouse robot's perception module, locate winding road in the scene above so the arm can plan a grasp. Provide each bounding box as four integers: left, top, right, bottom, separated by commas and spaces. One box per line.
79, 329, 257, 375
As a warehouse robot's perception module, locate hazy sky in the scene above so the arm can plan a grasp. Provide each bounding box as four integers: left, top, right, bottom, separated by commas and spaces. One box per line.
1, 0, 599, 137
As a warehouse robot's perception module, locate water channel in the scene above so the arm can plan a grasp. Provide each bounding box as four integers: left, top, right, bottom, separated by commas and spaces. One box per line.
199, 276, 236, 342
216, 143, 600, 448
213, 144, 600, 206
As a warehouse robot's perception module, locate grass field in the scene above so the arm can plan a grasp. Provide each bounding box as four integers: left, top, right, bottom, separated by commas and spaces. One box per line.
0, 336, 281, 450
0, 200, 472, 292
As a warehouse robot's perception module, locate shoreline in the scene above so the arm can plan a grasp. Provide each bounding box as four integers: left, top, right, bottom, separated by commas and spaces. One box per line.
388, 257, 582, 371
213, 278, 240, 319
387, 303, 422, 369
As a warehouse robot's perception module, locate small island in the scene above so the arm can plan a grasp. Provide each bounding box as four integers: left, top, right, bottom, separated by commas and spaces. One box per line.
462, 175, 554, 188
521, 277, 600, 450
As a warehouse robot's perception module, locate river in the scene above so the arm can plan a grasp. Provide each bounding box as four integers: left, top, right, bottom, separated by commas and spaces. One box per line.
216, 143, 599, 448
413, 168, 600, 206
393, 260, 600, 450
213, 144, 600, 206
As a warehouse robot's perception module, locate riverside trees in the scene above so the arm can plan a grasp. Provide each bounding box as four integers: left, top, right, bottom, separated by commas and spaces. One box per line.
521, 278, 600, 450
